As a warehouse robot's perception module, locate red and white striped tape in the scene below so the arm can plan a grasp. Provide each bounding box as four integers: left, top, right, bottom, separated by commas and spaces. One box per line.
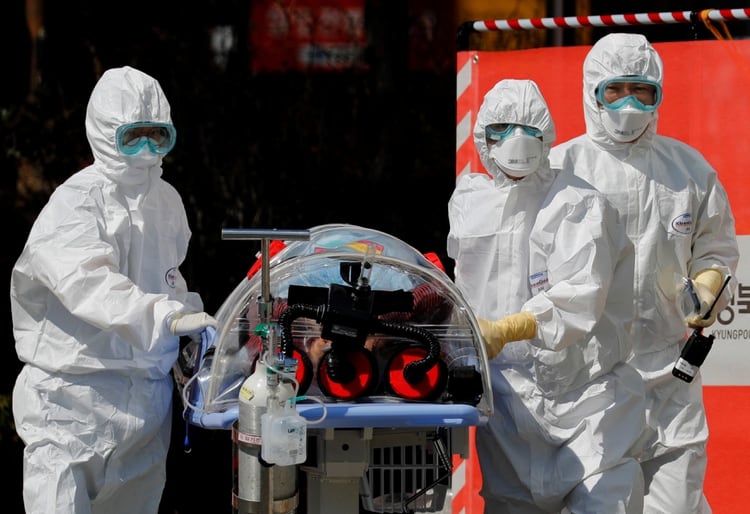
471, 8, 750, 32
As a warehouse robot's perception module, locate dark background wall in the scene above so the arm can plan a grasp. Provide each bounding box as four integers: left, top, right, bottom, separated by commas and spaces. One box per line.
2, 1, 748, 512
2, 2, 459, 512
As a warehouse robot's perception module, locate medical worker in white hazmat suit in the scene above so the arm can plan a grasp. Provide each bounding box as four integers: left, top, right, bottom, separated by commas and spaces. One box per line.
448, 78, 646, 513
549, 33, 739, 514
11, 66, 217, 514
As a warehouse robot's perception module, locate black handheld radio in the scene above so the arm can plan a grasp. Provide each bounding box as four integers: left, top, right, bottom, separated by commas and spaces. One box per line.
672, 275, 732, 383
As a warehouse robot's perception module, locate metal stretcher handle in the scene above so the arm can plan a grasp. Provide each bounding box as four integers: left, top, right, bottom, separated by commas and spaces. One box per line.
221, 228, 311, 320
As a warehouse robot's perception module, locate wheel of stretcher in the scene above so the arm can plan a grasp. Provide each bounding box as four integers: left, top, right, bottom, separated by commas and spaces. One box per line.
317, 347, 378, 401
385, 346, 447, 401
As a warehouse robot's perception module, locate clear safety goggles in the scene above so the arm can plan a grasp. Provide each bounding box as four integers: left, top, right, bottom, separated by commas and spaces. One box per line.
485, 123, 543, 141
595, 76, 662, 112
115, 122, 177, 155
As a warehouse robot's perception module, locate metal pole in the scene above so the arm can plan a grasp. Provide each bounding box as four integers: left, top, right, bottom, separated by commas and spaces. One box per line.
221, 228, 310, 322
223, 228, 310, 514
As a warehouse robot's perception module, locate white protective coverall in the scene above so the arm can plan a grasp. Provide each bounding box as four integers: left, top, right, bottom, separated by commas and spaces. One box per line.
549, 33, 739, 514
448, 79, 645, 513
11, 66, 204, 514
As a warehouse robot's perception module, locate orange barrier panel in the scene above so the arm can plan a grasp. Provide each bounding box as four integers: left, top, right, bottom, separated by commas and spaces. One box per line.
454, 38, 750, 514
704, 386, 750, 512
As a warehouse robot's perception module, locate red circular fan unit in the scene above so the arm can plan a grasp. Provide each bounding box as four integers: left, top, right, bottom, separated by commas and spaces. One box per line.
385, 346, 447, 401
317, 347, 378, 401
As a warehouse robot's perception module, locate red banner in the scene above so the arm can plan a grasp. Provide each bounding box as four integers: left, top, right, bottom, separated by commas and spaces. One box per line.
250, 0, 366, 73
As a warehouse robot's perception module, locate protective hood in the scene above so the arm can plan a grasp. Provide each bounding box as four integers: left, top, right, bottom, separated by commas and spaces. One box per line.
583, 33, 663, 149
85, 66, 172, 185
474, 79, 555, 180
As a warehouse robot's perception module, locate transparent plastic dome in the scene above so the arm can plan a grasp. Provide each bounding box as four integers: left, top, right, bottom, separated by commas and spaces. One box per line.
177, 224, 493, 429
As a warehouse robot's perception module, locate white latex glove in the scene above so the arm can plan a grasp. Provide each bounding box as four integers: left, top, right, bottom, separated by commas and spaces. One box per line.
686, 269, 723, 329
169, 312, 218, 337
477, 311, 537, 360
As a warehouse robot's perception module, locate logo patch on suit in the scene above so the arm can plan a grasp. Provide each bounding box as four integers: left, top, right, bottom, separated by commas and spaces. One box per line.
529, 270, 549, 295
671, 213, 693, 234
165, 267, 177, 288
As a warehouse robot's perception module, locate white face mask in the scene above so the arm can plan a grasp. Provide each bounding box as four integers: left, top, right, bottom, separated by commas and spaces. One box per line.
599, 104, 654, 143
489, 131, 543, 178
123, 147, 161, 169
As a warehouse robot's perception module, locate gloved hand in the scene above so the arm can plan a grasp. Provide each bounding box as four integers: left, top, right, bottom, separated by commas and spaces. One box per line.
169, 312, 218, 337
477, 311, 537, 360
686, 269, 723, 329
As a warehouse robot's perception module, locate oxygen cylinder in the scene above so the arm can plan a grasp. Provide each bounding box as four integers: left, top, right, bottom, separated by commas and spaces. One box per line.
234, 356, 298, 514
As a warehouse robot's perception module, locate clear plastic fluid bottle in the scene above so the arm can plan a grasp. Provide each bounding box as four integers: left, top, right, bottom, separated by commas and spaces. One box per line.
261, 402, 307, 466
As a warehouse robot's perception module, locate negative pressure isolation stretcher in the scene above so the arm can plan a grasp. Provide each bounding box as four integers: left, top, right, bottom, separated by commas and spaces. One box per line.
174, 224, 493, 514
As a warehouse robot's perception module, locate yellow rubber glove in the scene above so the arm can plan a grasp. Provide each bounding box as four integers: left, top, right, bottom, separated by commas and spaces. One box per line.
686, 269, 723, 328
477, 311, 537, 360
